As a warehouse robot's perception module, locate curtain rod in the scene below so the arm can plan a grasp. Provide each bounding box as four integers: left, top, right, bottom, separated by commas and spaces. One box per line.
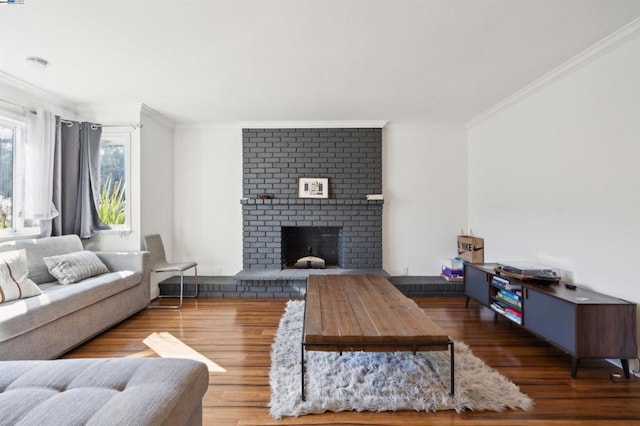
0, 98, 142, 129
0, 97, 35, 114
60, 119, 143, 130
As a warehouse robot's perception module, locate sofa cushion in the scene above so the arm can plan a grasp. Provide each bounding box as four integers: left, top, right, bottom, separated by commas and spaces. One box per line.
43, 251, 110, 285
0, 249, 43, 304
0, 358, 209, 426
0, 235, 84, 284
0, 270, 142, 343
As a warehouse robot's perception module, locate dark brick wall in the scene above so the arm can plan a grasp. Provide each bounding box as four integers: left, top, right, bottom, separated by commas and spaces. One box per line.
242, 128, 383, 270
243, 128, 382, 199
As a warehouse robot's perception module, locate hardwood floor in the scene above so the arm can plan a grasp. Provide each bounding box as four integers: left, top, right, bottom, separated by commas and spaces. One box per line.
64, 297, 640, 425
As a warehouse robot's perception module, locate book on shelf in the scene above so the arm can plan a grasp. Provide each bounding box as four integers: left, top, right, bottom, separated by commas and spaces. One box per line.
492, 276, 509, 287
496, 291, 522, 308
491, 302, 522, 324
490, 302, 507, 315
499, 288, 521, 301
491, 275, 522, 292
505, 310, 522, 324
505, 307, 522, 318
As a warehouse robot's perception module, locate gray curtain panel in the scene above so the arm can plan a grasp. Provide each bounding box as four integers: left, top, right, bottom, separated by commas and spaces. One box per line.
76, 122, 110, 238
42, 119, 110, 238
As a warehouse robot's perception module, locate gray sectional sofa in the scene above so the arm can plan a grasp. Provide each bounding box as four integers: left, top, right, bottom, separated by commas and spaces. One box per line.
0, 234, 150, 360
0, 236, 211, 425
0, 357, 209, 426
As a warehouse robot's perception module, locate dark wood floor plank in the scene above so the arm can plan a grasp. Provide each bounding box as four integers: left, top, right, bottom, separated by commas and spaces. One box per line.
64, 296, 640, 425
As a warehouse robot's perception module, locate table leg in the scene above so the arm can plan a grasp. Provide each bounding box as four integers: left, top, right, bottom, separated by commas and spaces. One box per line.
449, 340, 455, 396
571, 357, 579, 378
621, 359, 631, 378
301, 343, 306, 401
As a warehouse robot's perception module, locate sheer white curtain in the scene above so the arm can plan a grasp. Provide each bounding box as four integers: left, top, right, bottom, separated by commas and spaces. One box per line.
25, 108, 58, 221
25, 109, 109, 238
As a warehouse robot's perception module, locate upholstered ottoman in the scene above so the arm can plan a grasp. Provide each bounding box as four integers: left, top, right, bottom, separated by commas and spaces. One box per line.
0, 358, 209, 426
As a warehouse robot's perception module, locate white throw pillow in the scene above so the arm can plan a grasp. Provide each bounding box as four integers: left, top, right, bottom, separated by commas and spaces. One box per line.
43, 250, 110, 285
0, 249, 43, 303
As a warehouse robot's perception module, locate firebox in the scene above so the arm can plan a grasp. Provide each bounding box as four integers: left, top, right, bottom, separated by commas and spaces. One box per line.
281, 227, 343, 269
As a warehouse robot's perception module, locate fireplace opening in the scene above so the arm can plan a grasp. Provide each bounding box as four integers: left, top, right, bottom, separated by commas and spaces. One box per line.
281, 226, 343, 269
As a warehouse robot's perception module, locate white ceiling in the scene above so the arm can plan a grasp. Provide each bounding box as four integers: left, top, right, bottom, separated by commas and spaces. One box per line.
1, 0, 640, 125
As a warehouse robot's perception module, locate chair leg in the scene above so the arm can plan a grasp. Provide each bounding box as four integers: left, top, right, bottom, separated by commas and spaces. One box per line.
194, 267, 199, 297
148, 268, 198, 309
178, 271, 184, 307
148, 290, 181, 309
181, 266, 198, 299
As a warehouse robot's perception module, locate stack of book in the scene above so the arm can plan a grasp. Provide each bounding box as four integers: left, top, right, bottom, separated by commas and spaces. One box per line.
504, 307, 522, 324
491, 275, 510, 288
491, 285, 523, 324
490, 301, 522, 324
441, 258, 464, 282
495, 288, 521, 308
490, 301, 506, 314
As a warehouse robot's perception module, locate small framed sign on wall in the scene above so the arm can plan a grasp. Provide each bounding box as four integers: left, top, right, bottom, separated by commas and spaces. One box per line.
298, 177, 329, 199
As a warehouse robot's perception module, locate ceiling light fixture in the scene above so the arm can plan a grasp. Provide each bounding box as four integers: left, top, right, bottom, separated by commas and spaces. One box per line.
25, 56, 49, 68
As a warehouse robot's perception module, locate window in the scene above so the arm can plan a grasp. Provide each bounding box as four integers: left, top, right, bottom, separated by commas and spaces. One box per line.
99, 131, 130, 229
0, 116, 35, 234
0, 123, 15, 230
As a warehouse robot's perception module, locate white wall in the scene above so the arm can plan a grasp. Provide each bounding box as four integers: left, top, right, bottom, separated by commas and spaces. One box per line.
139, 109, 175, 246
173, 124, 243, 275
468, 31, 640, 303
173, 123, 467, 277
383, 124, 468, 275
138, 107, 175, 298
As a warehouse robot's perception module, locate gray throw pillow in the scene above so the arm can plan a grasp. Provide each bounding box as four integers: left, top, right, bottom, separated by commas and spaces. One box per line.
43, 251, 110, 285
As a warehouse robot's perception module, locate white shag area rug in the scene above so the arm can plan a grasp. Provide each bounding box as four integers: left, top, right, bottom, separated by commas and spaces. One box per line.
269, 300, 533, 419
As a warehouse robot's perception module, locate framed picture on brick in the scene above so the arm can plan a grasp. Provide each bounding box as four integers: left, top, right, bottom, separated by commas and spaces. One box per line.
298, 177, 329, 199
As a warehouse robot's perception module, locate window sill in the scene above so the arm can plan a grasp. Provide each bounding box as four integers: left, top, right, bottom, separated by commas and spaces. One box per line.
99, 228, 133, 237
0, 229, 41, 243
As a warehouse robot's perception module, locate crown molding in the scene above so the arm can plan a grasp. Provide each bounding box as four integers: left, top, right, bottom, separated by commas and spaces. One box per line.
466, 17, 640, 129
140, 103, 175, 130
235, 120, 388, 129
175, 123, 241, 131
384, 122, 465, 131
0, 71, 77, 114
77, 102, 141, 119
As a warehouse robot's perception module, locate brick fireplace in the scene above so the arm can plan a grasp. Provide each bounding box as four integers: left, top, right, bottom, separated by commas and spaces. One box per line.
159, 126, 463, 298
240, 128, 383, 270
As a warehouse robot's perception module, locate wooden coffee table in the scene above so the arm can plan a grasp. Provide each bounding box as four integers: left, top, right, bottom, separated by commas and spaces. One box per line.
301, 274, 454, 400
